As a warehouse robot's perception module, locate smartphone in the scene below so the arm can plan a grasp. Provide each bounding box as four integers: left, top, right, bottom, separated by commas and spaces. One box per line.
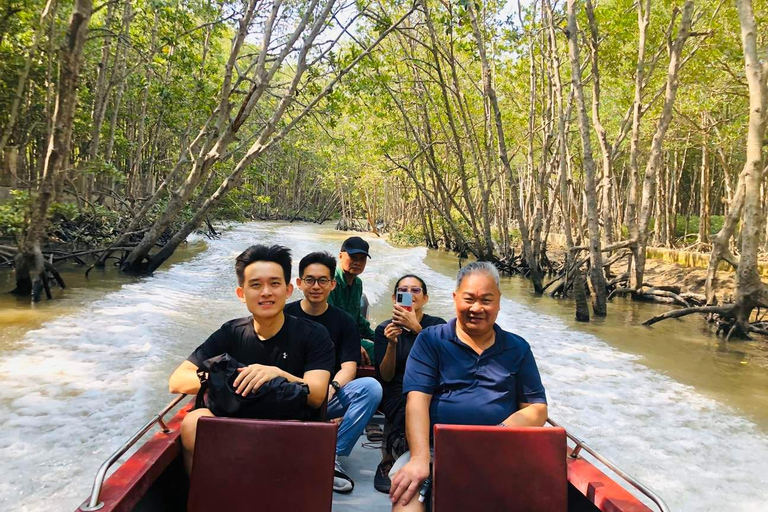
396, 291, 413, 311
395, 291, 413, 332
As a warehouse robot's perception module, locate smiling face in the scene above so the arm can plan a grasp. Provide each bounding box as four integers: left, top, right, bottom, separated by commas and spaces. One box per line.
296, 263, 336, 305
339, 251, 367, 276
452, 272, 501, 337
236, 261, 293, 320
392, 276, 428, 313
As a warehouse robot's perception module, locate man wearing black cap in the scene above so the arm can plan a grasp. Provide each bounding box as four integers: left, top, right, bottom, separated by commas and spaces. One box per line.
328, 236, 377, 364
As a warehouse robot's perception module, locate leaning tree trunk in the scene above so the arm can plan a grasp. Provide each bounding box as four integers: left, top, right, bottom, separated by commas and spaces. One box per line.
134, 2, 415, 272
15, 0, 92, 301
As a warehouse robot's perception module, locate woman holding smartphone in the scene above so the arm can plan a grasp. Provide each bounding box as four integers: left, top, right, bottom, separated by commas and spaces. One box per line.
373, 275, 446, 493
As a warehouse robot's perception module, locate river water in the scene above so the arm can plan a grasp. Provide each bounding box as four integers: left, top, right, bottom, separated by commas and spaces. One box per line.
1, 221, 767, 511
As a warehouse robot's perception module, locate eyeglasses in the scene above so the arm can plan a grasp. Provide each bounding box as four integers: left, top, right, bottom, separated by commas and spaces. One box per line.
302, 277, 332, 287
397, 286, 423, 294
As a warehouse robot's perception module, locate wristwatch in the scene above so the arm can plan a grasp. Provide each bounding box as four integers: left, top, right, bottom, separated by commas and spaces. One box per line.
330, 380, 341, 392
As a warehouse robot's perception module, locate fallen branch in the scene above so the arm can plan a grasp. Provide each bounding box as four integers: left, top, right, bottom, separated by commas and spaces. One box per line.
642, 304, 738, 326
571, 238, 637, 253
643, 288, 689, 307
52, 246, 138, 262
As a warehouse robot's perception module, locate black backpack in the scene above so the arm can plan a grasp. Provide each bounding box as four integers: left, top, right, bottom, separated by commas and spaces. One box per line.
195, 353, 311, 420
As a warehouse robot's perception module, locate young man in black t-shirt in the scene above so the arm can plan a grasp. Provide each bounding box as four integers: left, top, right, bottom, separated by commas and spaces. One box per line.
285, 251, 382, 493
169, 245, 334, 473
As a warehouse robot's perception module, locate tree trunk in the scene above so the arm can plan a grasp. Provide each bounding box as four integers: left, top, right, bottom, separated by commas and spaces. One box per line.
566, 0, 607, 316
698, 123, 711, 243
633, 1, 694, 290
129, 9, 158, 197
87, 0, 116, 161
733, 0, 767, 332
0, 0, 55, 158
584, 0, 614, 246
467, 1, 542, 291
104, 0, 132, 164
16, 0, 92, 301
627, 0, 651, 266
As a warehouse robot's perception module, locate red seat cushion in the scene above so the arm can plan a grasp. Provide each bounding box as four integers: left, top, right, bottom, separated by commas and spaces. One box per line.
433, 425, 567, 512
187, 417, 337, 512
356, 365, 376, 379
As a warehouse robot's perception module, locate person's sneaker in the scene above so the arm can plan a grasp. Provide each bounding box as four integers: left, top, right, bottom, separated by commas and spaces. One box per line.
373, 458, 394, 494
365, 423, 384, 442
334, 458, 354, 493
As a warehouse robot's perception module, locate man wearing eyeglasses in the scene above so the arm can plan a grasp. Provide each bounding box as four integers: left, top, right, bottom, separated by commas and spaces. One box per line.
285, 251, 383, 494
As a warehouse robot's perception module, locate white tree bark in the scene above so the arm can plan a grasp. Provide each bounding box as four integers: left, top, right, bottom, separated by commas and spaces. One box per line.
733, 0, 768, 328
633, 1, 694, 290
566, 0, 607, 315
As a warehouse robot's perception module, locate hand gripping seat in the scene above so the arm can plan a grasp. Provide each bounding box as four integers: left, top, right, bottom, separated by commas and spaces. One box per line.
433, 425, 568, 512
187, 417, 337, 512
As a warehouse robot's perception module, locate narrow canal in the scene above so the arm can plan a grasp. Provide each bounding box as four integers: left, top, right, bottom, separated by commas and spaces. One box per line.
1, 221, 767, 511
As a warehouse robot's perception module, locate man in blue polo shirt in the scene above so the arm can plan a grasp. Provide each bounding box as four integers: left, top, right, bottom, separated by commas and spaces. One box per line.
388, 262, 548, 511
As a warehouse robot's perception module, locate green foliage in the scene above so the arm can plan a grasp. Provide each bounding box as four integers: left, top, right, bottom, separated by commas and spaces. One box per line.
389, 224, 425, 246
0, 190, 29, 239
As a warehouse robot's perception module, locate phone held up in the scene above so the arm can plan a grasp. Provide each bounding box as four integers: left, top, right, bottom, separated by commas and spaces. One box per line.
396, 291, 413, 311
394, 291, 413, 332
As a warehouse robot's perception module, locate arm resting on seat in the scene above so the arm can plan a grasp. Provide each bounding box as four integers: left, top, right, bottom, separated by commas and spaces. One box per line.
501, 402, 548, 427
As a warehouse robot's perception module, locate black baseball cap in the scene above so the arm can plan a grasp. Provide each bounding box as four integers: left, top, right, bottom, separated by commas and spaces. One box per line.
341, 236, 371, 258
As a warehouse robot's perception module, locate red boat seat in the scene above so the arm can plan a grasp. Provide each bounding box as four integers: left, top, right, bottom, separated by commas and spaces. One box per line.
187, 417, 337, 512
356, 364, 376, 379
433, 425, 568, 512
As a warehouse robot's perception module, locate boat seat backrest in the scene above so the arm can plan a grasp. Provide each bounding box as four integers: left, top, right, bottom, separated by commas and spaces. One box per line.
187, 417, 337, 512
433, 425, 568, 512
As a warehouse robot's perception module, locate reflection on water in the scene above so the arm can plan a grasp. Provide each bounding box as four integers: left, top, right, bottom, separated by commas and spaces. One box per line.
0, 222, 767, 511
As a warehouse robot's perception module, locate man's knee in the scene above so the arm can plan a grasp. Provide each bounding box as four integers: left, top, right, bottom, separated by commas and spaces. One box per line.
181, 408, 214, 447
357, 377, 382, 404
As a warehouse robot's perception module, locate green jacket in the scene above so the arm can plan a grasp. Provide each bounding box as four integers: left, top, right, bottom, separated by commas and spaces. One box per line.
328, 266, 376, 341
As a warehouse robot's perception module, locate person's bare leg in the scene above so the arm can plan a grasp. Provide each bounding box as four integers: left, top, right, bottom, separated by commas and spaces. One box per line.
180, 408, 215, 474
392, 497, 426, 512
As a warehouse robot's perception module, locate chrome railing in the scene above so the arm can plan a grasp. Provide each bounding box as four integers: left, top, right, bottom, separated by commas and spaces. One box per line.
79, 394, 187, 512
547, 417, 670, 512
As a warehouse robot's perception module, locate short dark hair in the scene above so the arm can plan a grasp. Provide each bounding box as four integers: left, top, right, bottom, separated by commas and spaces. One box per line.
394, 274, 428, 295
298, 251, 336, 278
235, 245, 292, 285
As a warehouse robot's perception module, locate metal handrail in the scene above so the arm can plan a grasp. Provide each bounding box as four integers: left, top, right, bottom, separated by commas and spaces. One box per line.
547, 417, 670, 512
79, 394, 188, 512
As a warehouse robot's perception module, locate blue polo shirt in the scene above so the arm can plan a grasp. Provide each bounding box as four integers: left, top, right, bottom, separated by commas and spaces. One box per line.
403, 319, 547, 426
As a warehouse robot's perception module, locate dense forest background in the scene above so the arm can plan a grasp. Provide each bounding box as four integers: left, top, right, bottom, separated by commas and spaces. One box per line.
0, 0, 766, 336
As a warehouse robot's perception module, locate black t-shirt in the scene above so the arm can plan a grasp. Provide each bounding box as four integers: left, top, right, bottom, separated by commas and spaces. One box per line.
284, 301, 361, 374
374, 314, 446, 418
187, 314, 335, 378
